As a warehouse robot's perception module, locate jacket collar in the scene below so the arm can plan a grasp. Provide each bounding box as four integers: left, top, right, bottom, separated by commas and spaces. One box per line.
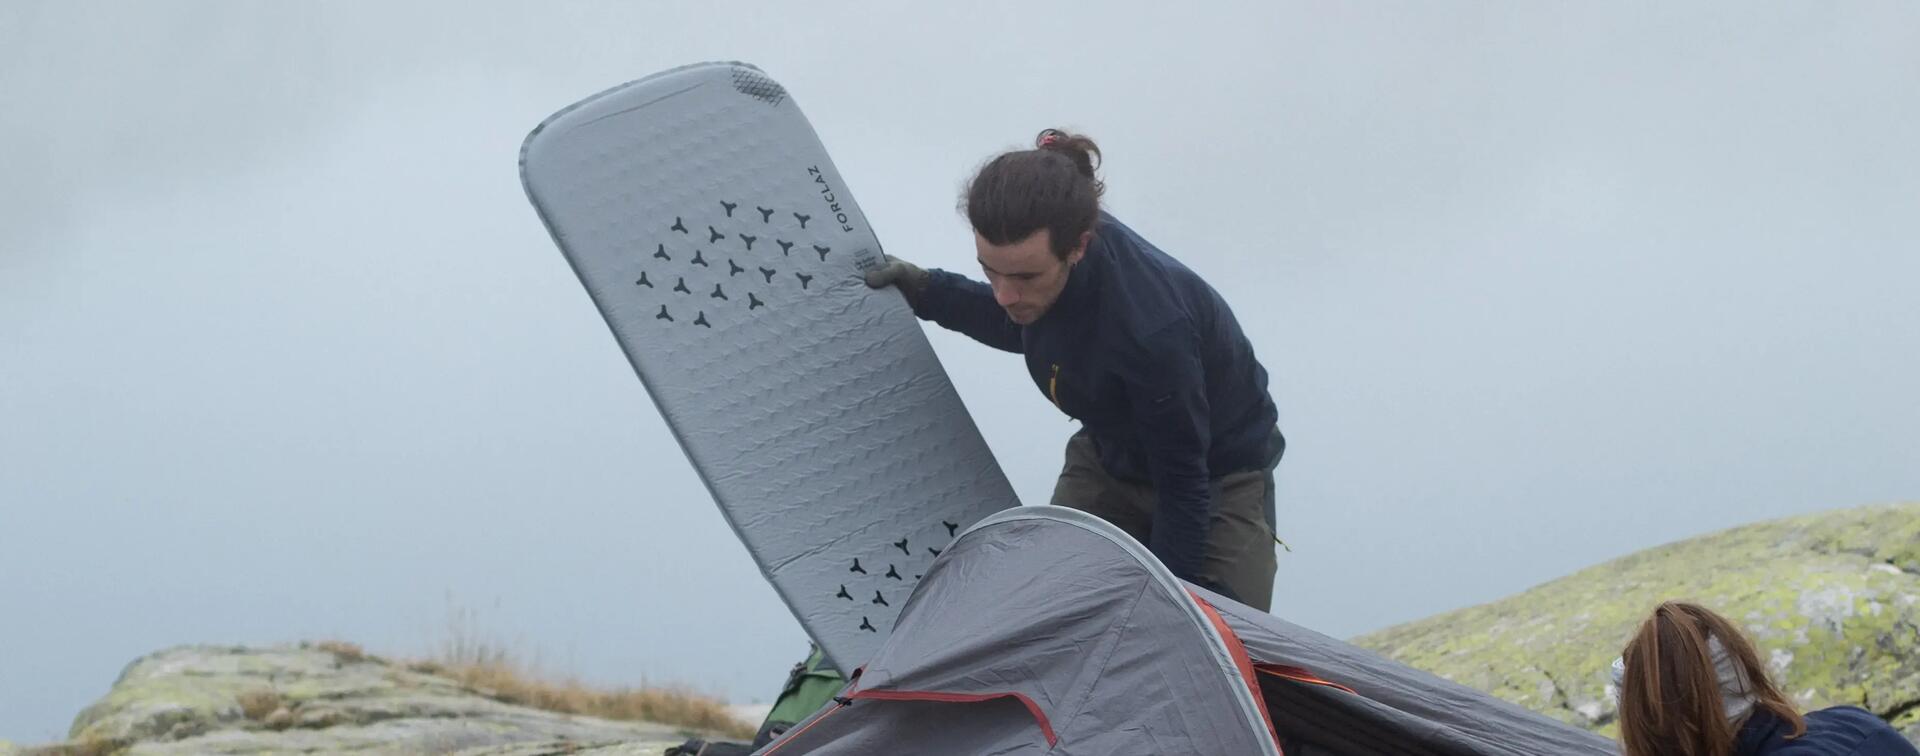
1734, 708, 1785, 755
1037, 220, 1106, 324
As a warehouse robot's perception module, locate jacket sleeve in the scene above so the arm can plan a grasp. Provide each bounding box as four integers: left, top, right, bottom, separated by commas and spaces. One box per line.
908, 269, 1023, 353
1119, 321, 1214, 584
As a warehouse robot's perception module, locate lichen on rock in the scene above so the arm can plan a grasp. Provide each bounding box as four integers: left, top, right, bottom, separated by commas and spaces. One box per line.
22, 502, 1918, 753
1355, 501, 1920, 743
52, 643, 701, 755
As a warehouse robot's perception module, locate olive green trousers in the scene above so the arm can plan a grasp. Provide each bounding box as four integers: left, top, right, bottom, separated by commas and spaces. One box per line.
1048, 431, 1280, 612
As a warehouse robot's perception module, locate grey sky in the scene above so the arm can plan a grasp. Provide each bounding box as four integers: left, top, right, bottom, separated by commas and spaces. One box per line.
4, 0, 1918, 743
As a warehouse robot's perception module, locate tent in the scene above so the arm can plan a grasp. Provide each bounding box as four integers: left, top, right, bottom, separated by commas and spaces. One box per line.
758, 506, 1616, 755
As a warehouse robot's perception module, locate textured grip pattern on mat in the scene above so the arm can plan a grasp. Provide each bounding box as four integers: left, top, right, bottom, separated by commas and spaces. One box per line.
521, 62, 1019, 671
729, 68, 787, 106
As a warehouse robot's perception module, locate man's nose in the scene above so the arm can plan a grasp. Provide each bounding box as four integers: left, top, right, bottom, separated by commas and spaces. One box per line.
992, 283, 1019, 307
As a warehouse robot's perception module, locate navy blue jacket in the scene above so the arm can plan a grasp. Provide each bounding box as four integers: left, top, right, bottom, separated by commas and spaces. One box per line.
910, 213, 1281, 581
1737, 707, 1919, 756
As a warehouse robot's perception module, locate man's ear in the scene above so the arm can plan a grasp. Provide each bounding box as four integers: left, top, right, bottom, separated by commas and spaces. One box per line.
1066, 230, 1092, 265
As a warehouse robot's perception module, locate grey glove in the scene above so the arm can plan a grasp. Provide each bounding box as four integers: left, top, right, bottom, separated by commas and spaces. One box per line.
863, 255, 930, 306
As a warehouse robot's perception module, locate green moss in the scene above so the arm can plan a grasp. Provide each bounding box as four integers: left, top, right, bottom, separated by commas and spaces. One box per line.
1355, 502, 1920, 734
65, 643, 435, 742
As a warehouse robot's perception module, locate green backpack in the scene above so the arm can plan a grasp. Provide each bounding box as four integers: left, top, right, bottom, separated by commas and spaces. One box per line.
668, 645, 846, 756
753, 644, 846, 744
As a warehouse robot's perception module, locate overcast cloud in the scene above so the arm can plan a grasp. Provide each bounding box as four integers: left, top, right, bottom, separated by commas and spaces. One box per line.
3, 0, 1917, 743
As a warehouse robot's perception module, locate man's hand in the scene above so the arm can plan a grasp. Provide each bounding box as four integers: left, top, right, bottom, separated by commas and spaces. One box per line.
864, 255, 930, 305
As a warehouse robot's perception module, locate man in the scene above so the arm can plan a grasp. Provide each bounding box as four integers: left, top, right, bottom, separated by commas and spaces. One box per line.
866, 129, 1284, 610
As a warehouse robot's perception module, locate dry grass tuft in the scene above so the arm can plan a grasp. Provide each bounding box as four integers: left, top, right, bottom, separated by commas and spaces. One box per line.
313, 640, 368, 665
430, 603, 753, 739
235, 688, 284, 722
432, 653, 752, 738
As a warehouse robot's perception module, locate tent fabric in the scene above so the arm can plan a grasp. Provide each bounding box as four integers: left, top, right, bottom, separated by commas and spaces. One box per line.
760, 506, 1617, 755
762, 506, 1280, 755
1201, 587, 1617, 755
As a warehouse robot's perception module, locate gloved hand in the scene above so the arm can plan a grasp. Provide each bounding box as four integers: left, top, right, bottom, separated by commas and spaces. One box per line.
863, 254, 930, 306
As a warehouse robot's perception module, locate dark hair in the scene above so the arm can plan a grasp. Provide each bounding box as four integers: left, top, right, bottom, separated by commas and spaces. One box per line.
962, 129, 1104, 259
1618, 601, 1805, 756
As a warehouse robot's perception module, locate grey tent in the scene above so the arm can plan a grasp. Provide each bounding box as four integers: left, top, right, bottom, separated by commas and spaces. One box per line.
759, 506, 1616, 755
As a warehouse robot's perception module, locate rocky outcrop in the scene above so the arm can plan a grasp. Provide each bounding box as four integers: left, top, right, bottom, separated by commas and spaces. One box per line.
46, 643, 712, 755
1356, 502, 1920, 743
22, 503, 1919, 752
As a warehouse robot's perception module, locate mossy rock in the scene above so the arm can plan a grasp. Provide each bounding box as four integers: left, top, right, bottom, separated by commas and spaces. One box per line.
1356, 502, 1920, 741
57, 644, 688, 755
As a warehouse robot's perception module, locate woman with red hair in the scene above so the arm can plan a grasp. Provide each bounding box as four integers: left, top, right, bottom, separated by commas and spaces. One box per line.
1615, 601, 1916, 756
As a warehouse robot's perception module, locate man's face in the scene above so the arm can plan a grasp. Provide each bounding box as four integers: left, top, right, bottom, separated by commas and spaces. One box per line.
975, 228, 1088, 325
